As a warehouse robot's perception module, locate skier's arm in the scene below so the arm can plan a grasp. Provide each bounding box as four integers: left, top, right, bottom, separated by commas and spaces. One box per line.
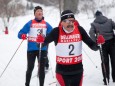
43, 27, 59, 46
78, 26, 99, 51
46, 22, 53, 35
45, 22, 53, 49
110, 19, 115, 30
89, 23, 97, 42
18, 20, 31, 39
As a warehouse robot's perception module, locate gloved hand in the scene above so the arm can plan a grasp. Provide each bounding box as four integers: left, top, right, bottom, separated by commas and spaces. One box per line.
36, 34, 45, 43
97, 35, 105, 44
21, 34, 27, 40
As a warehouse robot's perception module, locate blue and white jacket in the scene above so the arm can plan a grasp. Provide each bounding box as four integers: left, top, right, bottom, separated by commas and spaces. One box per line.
18, 18, 52, 51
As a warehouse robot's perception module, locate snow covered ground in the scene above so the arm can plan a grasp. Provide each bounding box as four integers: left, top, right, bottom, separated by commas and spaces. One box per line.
0, 2, 115, 86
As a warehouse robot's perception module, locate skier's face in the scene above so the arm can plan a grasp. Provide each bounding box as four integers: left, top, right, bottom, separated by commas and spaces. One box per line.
34, 9, 43, 20
61, 18, 75, 32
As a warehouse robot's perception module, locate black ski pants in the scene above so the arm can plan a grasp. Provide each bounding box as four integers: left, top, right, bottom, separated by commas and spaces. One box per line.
25, 50, 47, 86
56, 72, 83, 86
101, 38, 115, 82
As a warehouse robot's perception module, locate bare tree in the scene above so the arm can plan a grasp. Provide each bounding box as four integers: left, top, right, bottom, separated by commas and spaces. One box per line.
32, 0, 58, 6
90, 1, 96, 16
26, 0, 34, 10
81, 0, 96, 18
81, 4, 89, 18
0, 0, 25, 32
58, 0, 64, 16
63, 0, 79, 13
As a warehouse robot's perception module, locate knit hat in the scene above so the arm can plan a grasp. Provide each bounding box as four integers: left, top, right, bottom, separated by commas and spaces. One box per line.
34, 6, 43, 14
61, 10, 75, 21
95, 10, 103, 17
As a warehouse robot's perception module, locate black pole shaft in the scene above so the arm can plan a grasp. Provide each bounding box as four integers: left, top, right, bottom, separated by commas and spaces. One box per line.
37, 43, 42, 77
83, 48, 98, 68
99, 45, 109, 85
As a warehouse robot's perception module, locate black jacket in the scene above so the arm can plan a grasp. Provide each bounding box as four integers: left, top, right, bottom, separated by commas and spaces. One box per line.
89, 15, 115, 42
44, 25, 98, 75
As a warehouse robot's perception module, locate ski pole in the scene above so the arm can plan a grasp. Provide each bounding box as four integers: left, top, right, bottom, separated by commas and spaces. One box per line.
48, 53, 55, 78
37, 43, 42, 77
46, 44, 55, 79
83, 48, 98, 68
36, 43, 42, 86
49, 81, 56, 85
99, 44, 109, 85
37, 29, 43, 77
36, 30, 44, 86
0, 40, 24, 78
93, 25, 109, 85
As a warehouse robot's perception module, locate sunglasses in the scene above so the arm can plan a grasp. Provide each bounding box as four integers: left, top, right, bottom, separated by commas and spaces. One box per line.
63, 19, 75, 23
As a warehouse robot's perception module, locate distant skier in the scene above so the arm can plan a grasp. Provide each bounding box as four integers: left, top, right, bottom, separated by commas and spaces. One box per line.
89, 10, 115, 85
18, 6, 52, 86
36, 10, 103, 86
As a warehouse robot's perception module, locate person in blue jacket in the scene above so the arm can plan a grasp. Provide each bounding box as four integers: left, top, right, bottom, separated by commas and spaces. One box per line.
18, 6, 52, 86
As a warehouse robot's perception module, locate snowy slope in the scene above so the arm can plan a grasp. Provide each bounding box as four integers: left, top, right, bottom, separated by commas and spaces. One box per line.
0, 31, 115, 86
0, 2, 115, 86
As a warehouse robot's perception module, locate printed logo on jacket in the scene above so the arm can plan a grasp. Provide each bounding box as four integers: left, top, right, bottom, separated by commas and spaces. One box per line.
28, 20, 47, 42
56, 26, 82, 65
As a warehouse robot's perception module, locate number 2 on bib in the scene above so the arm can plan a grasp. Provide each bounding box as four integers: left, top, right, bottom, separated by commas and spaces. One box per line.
69, 44, 75, 55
